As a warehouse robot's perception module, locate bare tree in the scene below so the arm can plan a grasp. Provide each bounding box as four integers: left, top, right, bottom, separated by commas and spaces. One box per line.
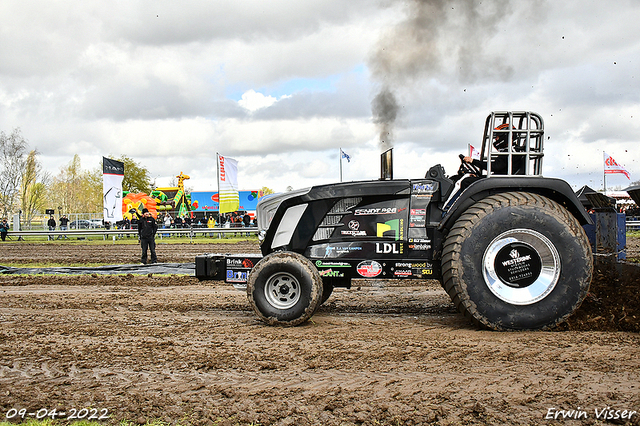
47, 154, 102, 214
20, 150, 50, 226
0, 128, 29, 218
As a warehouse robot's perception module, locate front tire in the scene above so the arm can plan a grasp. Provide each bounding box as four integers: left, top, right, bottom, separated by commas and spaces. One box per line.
247, 251, 322, 326
441, 192, 592, 330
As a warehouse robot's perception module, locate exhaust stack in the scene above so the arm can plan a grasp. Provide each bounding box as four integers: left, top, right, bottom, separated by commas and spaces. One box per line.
380, 148, 393, 180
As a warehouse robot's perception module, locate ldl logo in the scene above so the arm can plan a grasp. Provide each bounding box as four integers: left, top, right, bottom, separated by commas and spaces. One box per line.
377, 219, 400, 240
376, 242, 402, 254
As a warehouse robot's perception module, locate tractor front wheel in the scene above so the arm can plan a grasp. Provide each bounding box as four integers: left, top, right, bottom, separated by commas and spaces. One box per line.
247, 251, 323, 326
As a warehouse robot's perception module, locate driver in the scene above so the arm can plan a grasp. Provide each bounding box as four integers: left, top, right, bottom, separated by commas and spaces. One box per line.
444, 123, 524, 211
462, 123, 514, 176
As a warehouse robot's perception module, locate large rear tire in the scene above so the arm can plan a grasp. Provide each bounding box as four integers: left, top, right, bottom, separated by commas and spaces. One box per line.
247, 251, 323, 326
441, 192, 592, 330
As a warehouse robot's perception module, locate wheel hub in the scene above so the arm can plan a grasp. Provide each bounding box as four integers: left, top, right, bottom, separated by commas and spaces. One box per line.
493, 242, 543, 288
482, 229, 561, 305
264, 272, 301, 310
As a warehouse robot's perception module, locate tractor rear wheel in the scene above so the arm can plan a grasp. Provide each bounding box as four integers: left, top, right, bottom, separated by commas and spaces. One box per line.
441, 192, 592, 330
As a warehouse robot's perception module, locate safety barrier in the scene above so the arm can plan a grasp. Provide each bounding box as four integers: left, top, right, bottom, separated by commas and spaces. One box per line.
2, 227, 258, 243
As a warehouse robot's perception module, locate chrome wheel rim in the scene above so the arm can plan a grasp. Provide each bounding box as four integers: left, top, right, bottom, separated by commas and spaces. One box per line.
264, 272, 301, 310
482, 229, 561, 305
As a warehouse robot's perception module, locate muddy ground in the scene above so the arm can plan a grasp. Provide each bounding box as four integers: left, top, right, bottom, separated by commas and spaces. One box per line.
0, 240, 639, 425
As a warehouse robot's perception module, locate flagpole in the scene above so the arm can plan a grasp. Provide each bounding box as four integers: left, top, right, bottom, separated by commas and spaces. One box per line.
603, 152, 606, 194
339, 148, 343, 182
216, 152, 220, 214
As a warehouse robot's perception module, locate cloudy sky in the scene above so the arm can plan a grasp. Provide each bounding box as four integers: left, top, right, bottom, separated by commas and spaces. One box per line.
1, 0, 638, 193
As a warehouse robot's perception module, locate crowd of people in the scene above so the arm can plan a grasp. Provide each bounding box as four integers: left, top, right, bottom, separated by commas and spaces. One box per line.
110, 211, 256, 234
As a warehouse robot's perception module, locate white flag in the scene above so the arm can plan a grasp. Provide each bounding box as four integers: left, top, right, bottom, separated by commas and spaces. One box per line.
103, 157, 124, 222
604, 152, 631, 180
468, 144, 481, 161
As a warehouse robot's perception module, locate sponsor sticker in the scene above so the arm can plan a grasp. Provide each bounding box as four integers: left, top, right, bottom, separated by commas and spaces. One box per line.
394, 262, 431, 269
315, 260, 350, 268
408, 243, 432, 250
341, 230, 367, 236
354, 207, 406, 216
325, 244, 363, 257
319, 269, 345, 278
356, 260, 383, 278
226, 270, 248, 283
412, 182, 438, 194
494, 243, 541, 287
227, 258, 255, 268
375, 242, 403, 254
376, 218, 404, 240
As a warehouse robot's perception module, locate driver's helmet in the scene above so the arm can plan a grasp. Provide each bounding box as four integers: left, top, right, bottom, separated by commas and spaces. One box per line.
493, 123, 512, 151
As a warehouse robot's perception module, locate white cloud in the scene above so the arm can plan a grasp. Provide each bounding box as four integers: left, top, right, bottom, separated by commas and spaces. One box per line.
238, 90, 279, 112
0, 0, 639, 199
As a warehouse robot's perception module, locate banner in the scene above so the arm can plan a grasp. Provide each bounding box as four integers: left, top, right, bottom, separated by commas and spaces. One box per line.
604, 152, 631, 180
191, 190, 262, 212
103, 157, 124, 223
217, 154, 239, 213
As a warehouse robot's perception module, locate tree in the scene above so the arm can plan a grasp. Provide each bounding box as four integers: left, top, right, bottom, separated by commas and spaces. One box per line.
47, 155, 102, 214
0, 128, 29, 218
110, 155, 152, 194
20, 150, 50, 226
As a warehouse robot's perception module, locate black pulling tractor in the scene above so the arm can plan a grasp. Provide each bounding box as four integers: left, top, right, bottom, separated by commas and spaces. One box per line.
196, 111, 593, 330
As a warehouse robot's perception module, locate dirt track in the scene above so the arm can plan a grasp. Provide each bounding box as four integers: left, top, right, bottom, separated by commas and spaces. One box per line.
0, 241, 639, 425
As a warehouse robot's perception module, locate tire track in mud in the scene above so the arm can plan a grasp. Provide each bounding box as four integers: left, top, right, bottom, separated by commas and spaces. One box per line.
1, 241, 640, 425
2, 299, 638, 426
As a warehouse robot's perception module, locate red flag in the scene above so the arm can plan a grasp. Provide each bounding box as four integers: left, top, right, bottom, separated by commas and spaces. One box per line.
604, 152, 631, 180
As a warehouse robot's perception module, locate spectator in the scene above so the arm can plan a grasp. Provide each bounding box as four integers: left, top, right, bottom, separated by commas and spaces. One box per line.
0, 218, 9, 241
47, 215, 56, 241
121, 217, 130, 237
138, 208, 158, 264
207, 214, 216, 237
243, 213, 251, 236
58, 215, 69, 239
174, 215, 183, 237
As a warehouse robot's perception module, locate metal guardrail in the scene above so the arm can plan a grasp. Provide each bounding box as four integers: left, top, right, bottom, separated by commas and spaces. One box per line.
6, 221, 639, 241
3, 227, 258, 243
